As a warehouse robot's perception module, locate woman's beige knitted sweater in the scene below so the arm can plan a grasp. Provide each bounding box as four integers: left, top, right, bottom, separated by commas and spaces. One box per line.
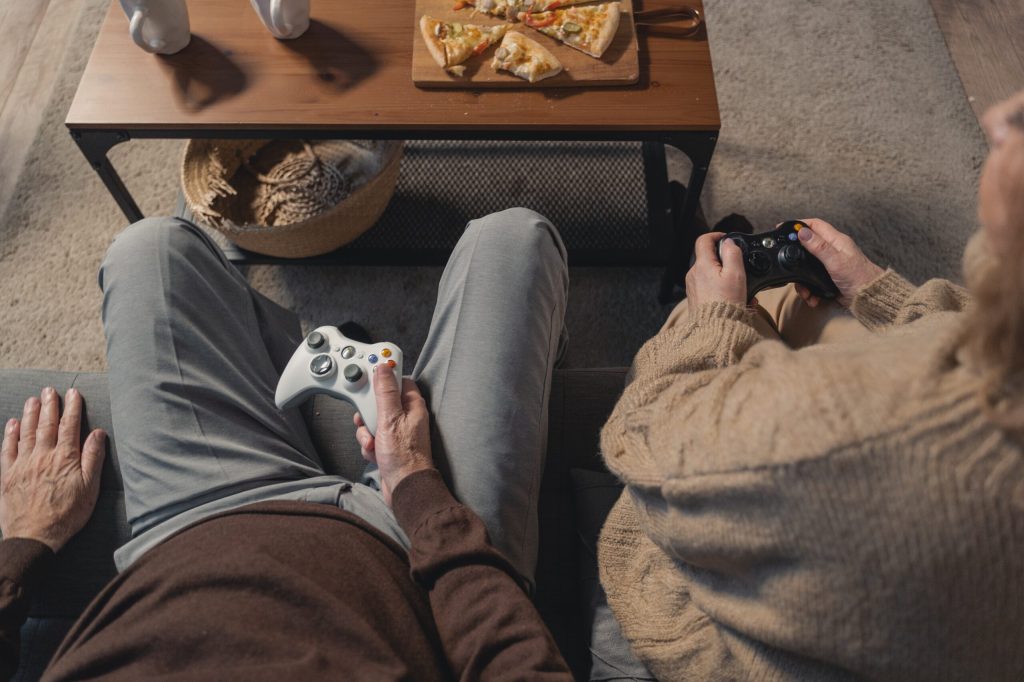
598, 261, 1024, 680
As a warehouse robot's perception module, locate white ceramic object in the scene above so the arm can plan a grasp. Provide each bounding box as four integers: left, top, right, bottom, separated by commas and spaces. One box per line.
276, 326, 404, 436
250, 0, 311, 40
119, 0, 191, 55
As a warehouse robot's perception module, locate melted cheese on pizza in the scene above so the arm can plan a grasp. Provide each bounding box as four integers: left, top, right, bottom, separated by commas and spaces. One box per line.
492, 31, 562, 82
524, 3, 619, 57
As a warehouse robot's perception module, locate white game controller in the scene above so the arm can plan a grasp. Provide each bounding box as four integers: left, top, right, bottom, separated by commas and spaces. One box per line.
275, 326, 404, 435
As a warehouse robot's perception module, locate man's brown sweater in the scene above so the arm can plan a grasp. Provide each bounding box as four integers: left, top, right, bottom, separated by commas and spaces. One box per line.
0, 470, 571, 680
599, 255, 1024, 679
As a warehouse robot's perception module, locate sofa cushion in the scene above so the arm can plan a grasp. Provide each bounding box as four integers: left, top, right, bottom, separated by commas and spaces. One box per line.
0, 371, 126, 621
0, 366, 628, 680
571, 468, 654, 681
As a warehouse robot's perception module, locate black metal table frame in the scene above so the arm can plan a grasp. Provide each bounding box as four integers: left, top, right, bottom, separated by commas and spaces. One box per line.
69, 126, 717, 303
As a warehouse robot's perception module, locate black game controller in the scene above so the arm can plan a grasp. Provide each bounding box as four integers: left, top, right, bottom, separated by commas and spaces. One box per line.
717, 220, 840, 302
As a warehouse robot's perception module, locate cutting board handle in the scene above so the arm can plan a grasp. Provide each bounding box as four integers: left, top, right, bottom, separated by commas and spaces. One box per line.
633, 5, 702, 36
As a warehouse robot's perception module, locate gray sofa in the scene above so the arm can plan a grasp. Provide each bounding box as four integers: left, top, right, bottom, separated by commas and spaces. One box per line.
0, 366, 628, 681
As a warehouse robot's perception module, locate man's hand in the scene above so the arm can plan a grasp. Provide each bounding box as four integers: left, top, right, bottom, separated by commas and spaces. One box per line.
685, 231, 748, 309
1, 388, 107, 553
792, 219, 885, 308
353, 364, 434, 507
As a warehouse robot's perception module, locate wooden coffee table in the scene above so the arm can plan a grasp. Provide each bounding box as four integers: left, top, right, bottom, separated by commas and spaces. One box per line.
66, 0, 719, 301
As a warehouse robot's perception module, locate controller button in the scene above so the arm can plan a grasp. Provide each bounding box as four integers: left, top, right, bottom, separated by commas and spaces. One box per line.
368, 354, 378, 364
306, 331, 326, 350
788, 232, 799, 241
343, 364, 363, 383
381, 348, 392, 358
387, 359, 396, 368
779, 244, 805, 269
310, 354, 334, 377
722, 235, 748, 253
761, 237, 776, 249
341, 346, 356, 359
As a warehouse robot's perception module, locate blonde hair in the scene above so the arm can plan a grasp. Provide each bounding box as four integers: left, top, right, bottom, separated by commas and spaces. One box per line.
965, 113, 1024, 432
967, 239, 1024, 431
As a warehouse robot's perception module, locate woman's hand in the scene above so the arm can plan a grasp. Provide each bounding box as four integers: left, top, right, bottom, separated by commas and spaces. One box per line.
353, 364, 434, 507
1, 388, 107, 553
792, 219, 885, 307
982, 90, 1024, 148
685, 231, 748, 309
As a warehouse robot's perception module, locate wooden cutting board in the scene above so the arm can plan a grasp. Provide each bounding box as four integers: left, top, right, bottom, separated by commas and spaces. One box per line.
412, 0, 639, 88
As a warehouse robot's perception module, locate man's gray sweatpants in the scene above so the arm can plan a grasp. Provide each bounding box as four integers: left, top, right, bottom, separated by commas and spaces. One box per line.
99, 208, 568, 586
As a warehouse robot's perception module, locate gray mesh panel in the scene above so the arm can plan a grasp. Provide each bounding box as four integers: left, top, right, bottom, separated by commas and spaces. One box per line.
351, 141, 653, 251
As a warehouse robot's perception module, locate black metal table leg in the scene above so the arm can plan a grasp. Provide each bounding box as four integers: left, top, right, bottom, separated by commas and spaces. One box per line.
658, 133, 718, 303
70, 129, 143, 223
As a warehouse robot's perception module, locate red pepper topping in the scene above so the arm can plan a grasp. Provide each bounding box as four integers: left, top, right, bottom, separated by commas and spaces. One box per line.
524, 12, 557, 27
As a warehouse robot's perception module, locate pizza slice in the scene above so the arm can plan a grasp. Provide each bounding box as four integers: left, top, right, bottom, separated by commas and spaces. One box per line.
420, 15, 509, 74
520, 2, 621, 58
491, 31, 563, 83
455, 0, 592, 22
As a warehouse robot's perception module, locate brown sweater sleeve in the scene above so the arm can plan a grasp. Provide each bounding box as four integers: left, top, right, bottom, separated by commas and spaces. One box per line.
0, 538, 54, 681
392, 469, 572, 681
851, 269, 972, 331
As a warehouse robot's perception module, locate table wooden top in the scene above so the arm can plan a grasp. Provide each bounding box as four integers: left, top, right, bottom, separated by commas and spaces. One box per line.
66, 0, 719, 135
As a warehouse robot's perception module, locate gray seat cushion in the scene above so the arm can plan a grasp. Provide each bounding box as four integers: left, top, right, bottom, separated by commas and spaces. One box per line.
571, 469, 654, 681
0, 367, 627, 680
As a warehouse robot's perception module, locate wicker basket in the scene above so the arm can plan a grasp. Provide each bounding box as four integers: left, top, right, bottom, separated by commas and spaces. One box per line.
181, 139, 403, 258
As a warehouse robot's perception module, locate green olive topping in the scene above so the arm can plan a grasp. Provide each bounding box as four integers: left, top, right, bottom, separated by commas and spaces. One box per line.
562, 21, 581, 33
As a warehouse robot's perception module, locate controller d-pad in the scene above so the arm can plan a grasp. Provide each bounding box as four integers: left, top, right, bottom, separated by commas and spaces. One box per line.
747, 251, 772, 276
310, 354, 334, 377
343, 364, 363, 383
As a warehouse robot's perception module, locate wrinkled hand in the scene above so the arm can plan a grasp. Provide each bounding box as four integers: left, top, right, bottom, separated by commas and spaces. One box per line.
353, 364, 434, 507
1, 388, 107, 553
792, 219, 885, 308
685, 231, 748, 308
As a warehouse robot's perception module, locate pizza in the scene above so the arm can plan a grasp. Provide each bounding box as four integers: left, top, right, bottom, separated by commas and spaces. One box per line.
520, 2, 621, 58
455, 0, 592, 22
420, 15, 509, 74
491, 31, 563, 82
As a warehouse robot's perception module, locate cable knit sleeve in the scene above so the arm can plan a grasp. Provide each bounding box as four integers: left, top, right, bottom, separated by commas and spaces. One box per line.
598, 297, 1023, 680
851, 269, 972, 331
630, 301, 767, 383
602, 301, 770, 487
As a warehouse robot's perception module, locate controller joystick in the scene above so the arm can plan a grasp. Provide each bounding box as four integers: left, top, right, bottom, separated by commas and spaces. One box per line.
306, 331, 326, 350
717, 220, 840, 302
778, 244, 804, 269
275, 326, 404, 435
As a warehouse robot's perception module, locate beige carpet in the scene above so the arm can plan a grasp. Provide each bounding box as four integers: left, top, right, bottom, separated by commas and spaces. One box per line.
0, 0, 987, 372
